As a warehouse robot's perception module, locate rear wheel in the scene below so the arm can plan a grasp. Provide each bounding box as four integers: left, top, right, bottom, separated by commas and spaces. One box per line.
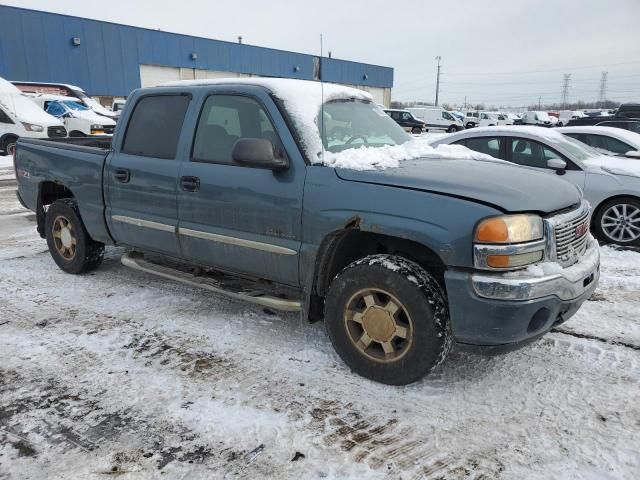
324, 254, 451, 385
411, 127, 422, 135
594, 197, 640, 247
465, 122, 475, 129
2, 135, 17, 155
45, 199, 105, 274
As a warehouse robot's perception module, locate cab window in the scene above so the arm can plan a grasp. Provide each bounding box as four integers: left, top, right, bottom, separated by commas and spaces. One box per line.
0, 107, 13, 124
192, 95, 280, 164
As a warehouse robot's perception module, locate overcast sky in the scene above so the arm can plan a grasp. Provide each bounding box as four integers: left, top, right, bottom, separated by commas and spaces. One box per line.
5, 0, 640, 107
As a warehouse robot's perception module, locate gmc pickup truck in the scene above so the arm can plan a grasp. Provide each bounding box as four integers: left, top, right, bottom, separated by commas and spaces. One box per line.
14, 78, 600, 385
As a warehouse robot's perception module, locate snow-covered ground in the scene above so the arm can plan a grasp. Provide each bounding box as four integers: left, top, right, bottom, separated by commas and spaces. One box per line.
0, 181, 639, 479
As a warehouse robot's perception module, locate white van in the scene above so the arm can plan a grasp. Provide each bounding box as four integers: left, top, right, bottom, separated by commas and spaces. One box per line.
29, 94, 116, 137
406, 107, 463, 132
521, 111, 553, 127
0, 78, 67, 155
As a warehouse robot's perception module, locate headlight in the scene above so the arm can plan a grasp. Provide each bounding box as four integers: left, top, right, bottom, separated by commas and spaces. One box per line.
91, 124, 103, 130
474, 214, 545, 270
475, 214, 543, 244
21, 122, 44, 132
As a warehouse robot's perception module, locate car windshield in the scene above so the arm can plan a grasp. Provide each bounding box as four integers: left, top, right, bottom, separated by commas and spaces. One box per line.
555, 134, 601, 161
61, 100, 89, 111
320, 99, 410, 153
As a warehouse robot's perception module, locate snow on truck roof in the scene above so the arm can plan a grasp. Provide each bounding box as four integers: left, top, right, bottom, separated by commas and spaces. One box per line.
162, 78, 492, 170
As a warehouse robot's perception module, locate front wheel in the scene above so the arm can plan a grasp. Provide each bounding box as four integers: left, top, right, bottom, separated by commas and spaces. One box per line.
411, 127, 422, 135
447, 125, 458, 133
2, 135, 17, 156
465, 122, 475, 129
324, 255, 451, 385
45, 199, 105, 274
594, 197, 640, 247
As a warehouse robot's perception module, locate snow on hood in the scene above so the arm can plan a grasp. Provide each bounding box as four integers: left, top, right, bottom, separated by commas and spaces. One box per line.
0, 92, 63, 127
162, 78, 497, 170
583, 155, 640, 178
323, 137, 498, 170
71, 108, 116, 125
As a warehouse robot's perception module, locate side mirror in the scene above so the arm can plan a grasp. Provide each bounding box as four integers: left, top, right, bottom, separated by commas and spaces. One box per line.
624, 150, 640, 158
547, 158, 567, 173
232, 138, 289, 171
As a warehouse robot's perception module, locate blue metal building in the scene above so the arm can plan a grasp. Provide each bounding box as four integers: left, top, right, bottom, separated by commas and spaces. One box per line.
0, 5, 394, 104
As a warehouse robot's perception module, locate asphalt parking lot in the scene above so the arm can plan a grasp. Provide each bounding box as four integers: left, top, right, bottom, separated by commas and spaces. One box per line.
0, 163, 639, 479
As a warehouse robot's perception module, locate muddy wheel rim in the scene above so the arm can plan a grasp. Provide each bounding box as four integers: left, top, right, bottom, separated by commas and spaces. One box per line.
6, 142, 16, 156
601, 204, 640, 243
344, 288, 413, 363
52, 215, 77, 260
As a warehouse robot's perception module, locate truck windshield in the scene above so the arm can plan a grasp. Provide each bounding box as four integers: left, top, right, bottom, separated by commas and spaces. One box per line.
320, 100, 409, 152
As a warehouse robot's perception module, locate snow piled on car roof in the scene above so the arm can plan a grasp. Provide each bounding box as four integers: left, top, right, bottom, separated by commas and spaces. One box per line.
162, 78, 495, 170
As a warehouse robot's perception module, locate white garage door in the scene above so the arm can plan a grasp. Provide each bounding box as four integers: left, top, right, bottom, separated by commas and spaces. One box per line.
139, 65, 182, 87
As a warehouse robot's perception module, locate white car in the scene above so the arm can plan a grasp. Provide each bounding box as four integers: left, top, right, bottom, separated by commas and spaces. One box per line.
29, 94, 116, 137
496, 113, 514, 125
521, 111, 553, 127
429, 126, 640, 246
406, 107, 463, 132
0, 78, 66, 155
556, 126, 640, 158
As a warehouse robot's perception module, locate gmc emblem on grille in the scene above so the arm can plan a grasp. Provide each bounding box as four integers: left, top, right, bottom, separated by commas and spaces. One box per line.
575, 222, 589, 237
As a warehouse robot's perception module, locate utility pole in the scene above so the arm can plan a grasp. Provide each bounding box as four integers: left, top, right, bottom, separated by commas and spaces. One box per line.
434, 56, 442, 106
538, 96, 542, 110
464, 95, 467, 110
561, 73, 571, 108
598, 71, 608, 107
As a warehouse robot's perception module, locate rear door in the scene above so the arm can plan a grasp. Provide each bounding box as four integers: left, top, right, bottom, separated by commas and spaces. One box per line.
105, 92, 191, 256
176, 87, 305, 286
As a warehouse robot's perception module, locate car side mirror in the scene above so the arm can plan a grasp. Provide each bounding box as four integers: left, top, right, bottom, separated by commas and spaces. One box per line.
232, 138, 289, 171
547, 158, 567, 174
624, 150, 640, 158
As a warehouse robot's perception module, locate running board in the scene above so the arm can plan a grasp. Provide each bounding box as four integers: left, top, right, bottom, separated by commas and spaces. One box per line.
121, 252, 303, 312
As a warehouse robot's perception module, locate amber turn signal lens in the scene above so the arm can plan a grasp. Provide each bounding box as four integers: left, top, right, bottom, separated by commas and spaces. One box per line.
476, 218, 508, 243
486, 255, 511, 268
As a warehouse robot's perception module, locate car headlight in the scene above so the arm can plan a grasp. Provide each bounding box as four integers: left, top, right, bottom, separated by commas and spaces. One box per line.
21, 122, 44, 132
91, 124, 103, 130
474, 214, 545, 269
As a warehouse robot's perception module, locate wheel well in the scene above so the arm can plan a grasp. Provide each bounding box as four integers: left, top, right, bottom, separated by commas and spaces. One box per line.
309, 229, 447, 321
1, 134, 18, 149
36, 181, 75, 238
591, 194, 640, 227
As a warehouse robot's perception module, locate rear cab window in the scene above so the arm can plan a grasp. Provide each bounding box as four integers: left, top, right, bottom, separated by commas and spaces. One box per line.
122, 94, 191, 159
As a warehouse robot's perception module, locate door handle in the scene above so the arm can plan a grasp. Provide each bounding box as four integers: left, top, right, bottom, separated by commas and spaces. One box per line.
113, 168, 130, 183
180, 176, 200, 192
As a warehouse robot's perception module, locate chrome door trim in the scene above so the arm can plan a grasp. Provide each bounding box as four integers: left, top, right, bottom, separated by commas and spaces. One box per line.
178, 227, 297, 256
112, 215, 176, 233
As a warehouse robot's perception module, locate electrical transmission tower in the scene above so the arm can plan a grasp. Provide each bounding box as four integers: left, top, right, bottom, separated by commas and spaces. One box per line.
434, 56, 442, 106
561, 74, 571, 108
598, 71, 608, 106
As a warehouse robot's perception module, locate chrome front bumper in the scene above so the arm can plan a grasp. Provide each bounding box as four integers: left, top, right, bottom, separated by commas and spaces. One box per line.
471, 235, 600, 301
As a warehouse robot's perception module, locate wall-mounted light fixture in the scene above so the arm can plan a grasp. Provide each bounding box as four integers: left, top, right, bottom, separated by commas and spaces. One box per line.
72, 37, 81, 46
293, 66, 300, 72
362, 73, 369, 81
190, 52, 198, 60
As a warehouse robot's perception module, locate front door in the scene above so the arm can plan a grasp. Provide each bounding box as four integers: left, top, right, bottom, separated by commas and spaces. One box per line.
177, 89, 305, 286
105, 93, 191, 257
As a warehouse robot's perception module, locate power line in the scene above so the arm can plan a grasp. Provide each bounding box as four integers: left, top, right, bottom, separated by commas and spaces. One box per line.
442, 60, 640, 76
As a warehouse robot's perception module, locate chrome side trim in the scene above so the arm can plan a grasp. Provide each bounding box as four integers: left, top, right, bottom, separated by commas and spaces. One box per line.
121, 252, 302, 312
112, 215, 175, 233
179, 227, 297, 256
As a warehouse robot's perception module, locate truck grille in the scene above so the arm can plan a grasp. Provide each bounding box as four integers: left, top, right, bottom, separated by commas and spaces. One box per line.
47, 126, 67, 138
554, 207, 590, 265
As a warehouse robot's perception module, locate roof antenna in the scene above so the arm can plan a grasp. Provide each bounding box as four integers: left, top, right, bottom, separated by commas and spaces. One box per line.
320, 33, 325, 164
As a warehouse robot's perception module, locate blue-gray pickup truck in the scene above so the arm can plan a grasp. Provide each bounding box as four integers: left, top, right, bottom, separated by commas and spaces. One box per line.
14, 78, 600, 385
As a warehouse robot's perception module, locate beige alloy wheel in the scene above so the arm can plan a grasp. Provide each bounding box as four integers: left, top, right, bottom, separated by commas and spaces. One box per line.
344, 288, 413, 362
52, 215, 77, 260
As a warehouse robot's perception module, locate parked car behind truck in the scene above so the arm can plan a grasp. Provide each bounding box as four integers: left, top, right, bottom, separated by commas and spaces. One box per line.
14, 78, 599, 385
0, 77, 66, 155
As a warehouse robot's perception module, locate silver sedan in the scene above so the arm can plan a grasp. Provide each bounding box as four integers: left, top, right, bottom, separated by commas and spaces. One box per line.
430, 126, 640, 246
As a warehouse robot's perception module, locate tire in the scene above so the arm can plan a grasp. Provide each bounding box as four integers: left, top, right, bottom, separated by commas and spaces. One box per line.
2, 135, 18, 156
411, 127, 422, 135
69, 131, 86, 138
465, 122, 475, 129
593, 196, 640, 247
324, 254, 452, 385
45, 198, 105, 274
447, 125, 458, 133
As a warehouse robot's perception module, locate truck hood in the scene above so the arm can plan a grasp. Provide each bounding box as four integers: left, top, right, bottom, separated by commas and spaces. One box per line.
335, 158, 581, 214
